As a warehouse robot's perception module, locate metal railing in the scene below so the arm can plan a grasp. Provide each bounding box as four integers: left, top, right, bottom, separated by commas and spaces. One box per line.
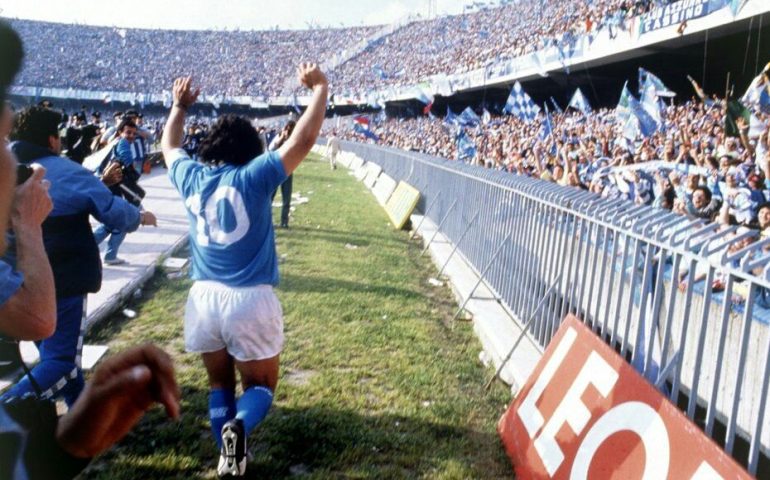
339, 140, 770, 476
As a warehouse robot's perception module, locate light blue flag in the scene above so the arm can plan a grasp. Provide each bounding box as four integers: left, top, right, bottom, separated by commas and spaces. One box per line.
568, 88, 592, 115
616, 82, 633, 124
741, 73, 770, 113
628, 92, 659, 138
640, 83, 664, 131
638, 68, 676, 97
504, 81, 540, 122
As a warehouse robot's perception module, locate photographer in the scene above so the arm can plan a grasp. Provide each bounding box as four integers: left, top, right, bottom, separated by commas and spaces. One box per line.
0, 20, 180, 480
2, 105, 157, 407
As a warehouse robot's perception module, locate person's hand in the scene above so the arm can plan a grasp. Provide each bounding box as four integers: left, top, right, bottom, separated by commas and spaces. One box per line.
296, 63, 327, 91
55, 344, 180, 459
12, 164, 52, 230
100, 162, 123, 187
140, 210, 158, 227
172, 76, 200, 109
736, 116, 749, 132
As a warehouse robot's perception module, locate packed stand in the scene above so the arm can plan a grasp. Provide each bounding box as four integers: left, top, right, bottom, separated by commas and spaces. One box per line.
328, 0, 659, 96
8, 1, 660, 101
7, 18, 376, 99
334, 95, 770, 232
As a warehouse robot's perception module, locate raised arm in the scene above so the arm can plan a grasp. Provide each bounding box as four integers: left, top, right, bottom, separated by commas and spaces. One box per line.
161, 76, 199, 168
278, 64, 329, 175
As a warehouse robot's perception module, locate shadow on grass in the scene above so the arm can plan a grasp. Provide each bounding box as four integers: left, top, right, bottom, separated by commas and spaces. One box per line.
82, 400, 507, 479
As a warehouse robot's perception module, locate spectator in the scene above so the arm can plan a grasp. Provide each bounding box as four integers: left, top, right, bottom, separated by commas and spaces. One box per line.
92, 118, 148, 266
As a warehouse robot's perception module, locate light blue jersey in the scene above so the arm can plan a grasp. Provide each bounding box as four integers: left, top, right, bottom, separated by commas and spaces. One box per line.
168, 148, 287, 286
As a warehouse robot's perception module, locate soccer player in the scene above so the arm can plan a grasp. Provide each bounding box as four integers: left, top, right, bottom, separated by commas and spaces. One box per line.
161, 64, 328, 477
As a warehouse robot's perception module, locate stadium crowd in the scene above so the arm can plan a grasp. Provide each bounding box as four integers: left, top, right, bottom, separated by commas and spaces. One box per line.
5, 0, 662, 100
334, 89, 770, 231
328, 0, 658, 95
7, 18, 375, 99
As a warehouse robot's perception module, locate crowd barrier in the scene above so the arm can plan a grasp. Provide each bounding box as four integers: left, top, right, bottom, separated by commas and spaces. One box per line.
318, 141, 770, 475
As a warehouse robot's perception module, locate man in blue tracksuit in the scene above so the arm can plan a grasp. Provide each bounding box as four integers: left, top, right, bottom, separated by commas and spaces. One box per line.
1, 106, 157, 406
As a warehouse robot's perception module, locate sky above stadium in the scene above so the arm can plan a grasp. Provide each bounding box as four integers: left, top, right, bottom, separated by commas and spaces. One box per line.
0, 0, 488, 30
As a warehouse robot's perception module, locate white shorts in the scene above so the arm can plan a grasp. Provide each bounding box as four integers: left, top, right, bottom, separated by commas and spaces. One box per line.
184, 281, 284, 362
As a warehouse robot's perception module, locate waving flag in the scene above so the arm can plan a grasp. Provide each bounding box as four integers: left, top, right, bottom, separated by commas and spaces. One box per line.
353, 114, 370, 127
628, 92, 659, 138
640, 82, 664, 131
456, 130, 477, 160
741, 71, 770, 114
353, 120, 379, 142
445, 107, 459, 126
567, 88, 592, 115
638, 68, 676, 97
504, 81, 540, 123
459, 107, 481, 127
616, 82, 633, 124
539, 103, 555, 141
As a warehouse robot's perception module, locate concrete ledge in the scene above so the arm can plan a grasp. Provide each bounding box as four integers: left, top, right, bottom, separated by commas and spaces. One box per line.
85, 233, 188, 330
410, 214, 542, 394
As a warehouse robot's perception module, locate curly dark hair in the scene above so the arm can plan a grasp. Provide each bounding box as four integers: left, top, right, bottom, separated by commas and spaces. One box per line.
198, 114, 263, 166
11, 106, 62, 149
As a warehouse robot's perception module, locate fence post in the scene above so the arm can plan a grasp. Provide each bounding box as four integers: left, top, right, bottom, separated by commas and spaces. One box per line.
484, 272, 563, 390
420, 199, 458, 257
436, 211, 481, 277
452, 233, 511, 321
410, 191, 442, 239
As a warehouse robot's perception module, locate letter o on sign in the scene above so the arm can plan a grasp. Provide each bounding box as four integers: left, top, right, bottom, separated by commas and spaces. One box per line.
571, 402, 670, 480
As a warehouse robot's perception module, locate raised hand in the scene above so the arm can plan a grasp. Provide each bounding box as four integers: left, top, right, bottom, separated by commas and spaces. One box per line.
172, 76, 200, 109
296, 63, 328, 91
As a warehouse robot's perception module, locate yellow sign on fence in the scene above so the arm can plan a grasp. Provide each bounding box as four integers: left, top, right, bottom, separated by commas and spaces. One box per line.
385, 181, 421, 230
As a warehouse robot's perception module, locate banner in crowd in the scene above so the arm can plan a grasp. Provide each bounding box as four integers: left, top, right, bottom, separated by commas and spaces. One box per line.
639, 0, 732, 35
498, 316, 752, 479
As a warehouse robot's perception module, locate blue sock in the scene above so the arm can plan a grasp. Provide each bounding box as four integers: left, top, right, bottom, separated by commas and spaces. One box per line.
209, 388, 236, 449
235, 386, 274, 434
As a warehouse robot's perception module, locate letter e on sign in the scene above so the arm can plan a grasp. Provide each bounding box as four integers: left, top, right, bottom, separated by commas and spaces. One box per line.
497, 316, 753, 480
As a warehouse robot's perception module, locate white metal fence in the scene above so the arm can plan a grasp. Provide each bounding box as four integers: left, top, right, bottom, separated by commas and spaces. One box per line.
337, 141, 770, 476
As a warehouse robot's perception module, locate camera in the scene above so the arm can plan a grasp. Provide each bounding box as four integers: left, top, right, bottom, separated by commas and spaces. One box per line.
16, 164, 33, 186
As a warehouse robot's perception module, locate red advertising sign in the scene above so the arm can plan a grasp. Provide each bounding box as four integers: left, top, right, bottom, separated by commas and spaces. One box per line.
498, 315, 752, 480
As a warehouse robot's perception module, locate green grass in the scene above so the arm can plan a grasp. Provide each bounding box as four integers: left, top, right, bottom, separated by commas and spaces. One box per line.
80, 153, 513, 479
